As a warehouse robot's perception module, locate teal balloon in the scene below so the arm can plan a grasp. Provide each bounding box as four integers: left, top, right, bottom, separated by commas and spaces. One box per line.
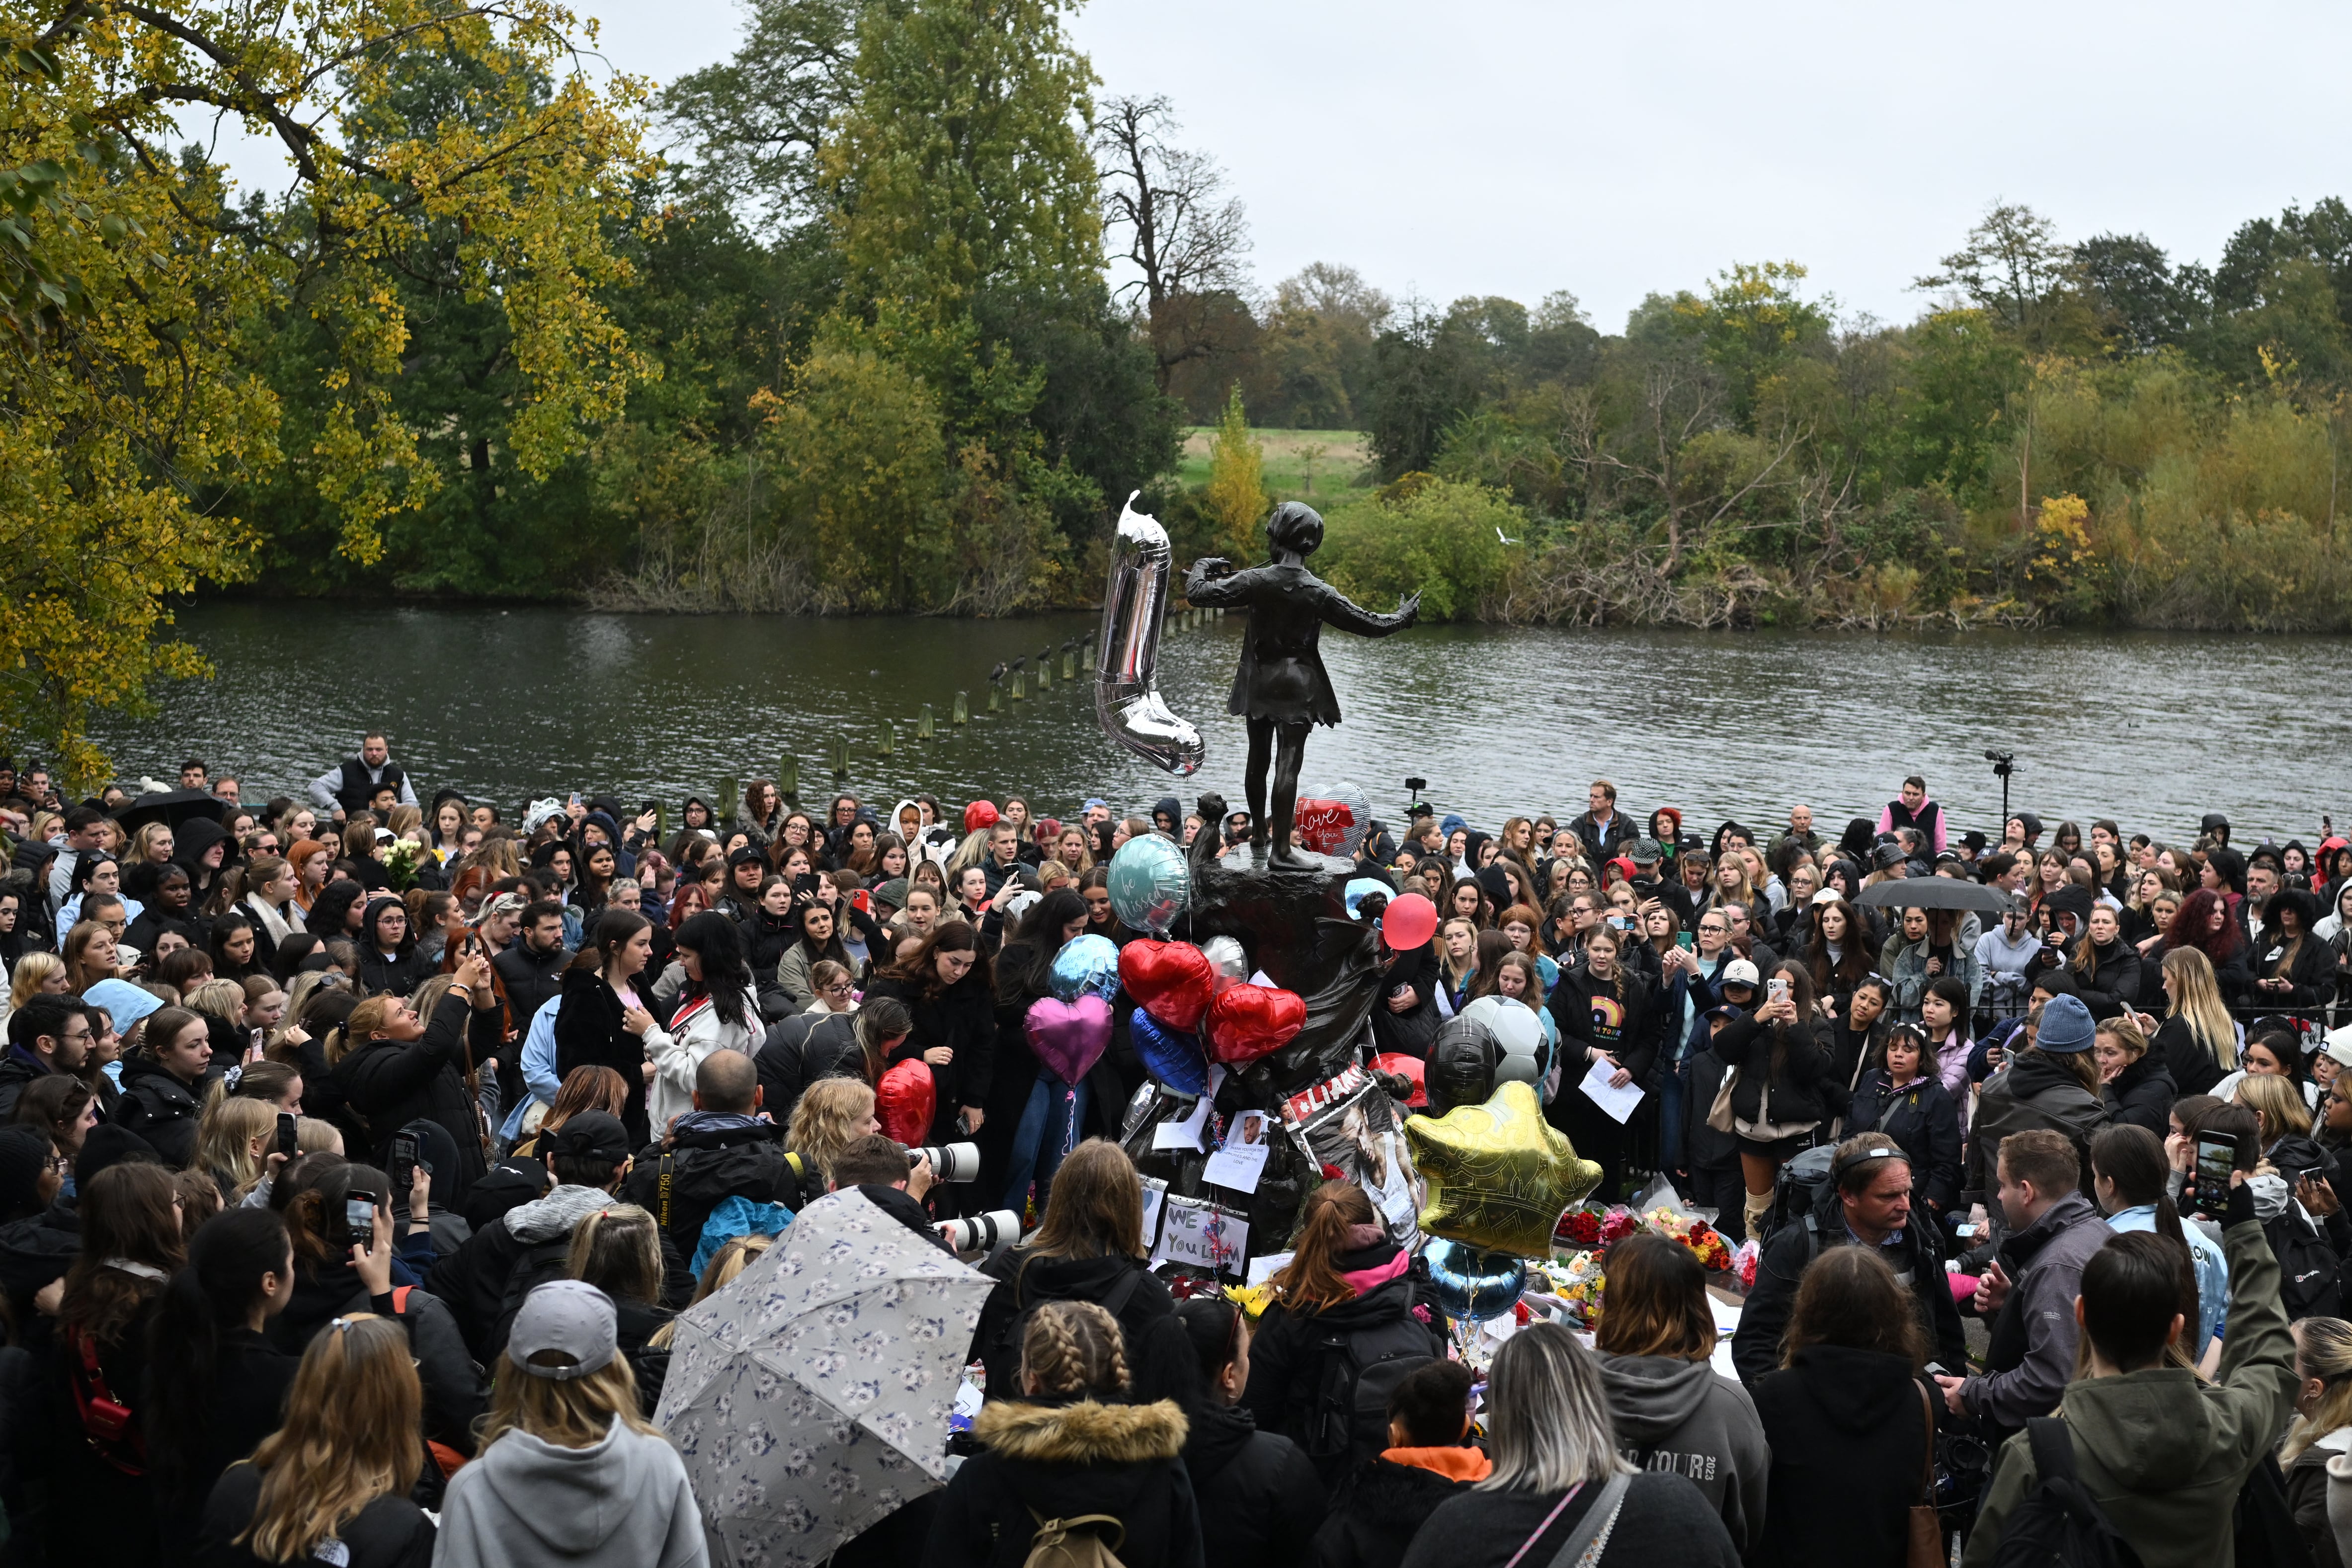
1107, 835, 1190, 936
1423, 1237, 1527, 1323
1049, 934, 1122, 1003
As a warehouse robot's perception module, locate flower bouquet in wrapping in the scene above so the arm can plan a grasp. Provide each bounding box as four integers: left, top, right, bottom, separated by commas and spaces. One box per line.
1536, 1253, 1606, 1328
1643, 1205, 1733, 1272
1553, 1204, 1639, 1252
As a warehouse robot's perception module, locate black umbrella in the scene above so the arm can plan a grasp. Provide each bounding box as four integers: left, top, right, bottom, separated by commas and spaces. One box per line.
113, 788, 229, 831
1855, 877, 2017, 915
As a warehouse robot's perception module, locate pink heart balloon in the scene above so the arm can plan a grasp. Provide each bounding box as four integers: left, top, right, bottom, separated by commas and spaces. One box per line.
1025, 994, 1114, 1084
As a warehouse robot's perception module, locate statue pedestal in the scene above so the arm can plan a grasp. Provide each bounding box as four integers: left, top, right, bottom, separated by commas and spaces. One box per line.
1124, 842, 1384, 1258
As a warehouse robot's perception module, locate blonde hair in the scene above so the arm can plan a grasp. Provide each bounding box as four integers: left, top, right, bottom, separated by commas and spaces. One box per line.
785, 1079, 876, 1183
1479, 1322, 1629, 1492
2236, 1073, 2313, 1145
8, 952, 64, 1010
269, 972, 333, 1056
1021, 1300, 1131, 1398
236, 1315, 422, 1562
2163, 946, 2239, 1070
478, 1347, 659, 1452
649, 1235, 772, 1349
194, 1096, 278, 1200
2286, 1318, 2352, 1463
185, 978, 248, 1024
2094, 1015, 2148, 1063
296, 1117, 343, 1155
567, 1205, 663, 1306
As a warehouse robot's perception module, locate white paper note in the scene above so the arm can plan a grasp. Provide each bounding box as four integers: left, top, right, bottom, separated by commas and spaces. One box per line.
1577, 1058, 1645, 1124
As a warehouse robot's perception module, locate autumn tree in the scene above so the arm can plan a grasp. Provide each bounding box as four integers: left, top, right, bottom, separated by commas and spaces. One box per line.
1202, 384, 1266, 559
0, 0, 654, 785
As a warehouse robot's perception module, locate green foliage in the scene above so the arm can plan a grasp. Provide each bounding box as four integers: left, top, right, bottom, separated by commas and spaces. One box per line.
1202, 384, 1266, 557
1316, 476, 1512, 621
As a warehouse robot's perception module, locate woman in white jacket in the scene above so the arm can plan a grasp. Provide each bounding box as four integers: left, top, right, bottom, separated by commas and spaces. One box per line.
642, 911, 762, 1132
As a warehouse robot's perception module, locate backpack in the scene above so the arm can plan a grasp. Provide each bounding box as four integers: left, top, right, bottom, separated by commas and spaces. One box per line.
2233, 1452, 2313, 1568
2263, 1210, 2344, 1322
1771, 1143, 1837, 1239
1023, 1509, 1127, 1568
1987, 1417, 2144, 1568
1299, 1304, 1436, 1469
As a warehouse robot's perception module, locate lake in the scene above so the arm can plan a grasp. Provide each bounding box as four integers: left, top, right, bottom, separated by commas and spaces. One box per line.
88, 602, 2352, 847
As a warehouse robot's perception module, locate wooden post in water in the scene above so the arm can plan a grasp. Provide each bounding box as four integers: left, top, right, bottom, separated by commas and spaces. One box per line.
878, 719, 895, 757
717, 775, 738, 827
955, 691, 972, 725
1036, 648, 1052, 689
916, 704, 934, 740
1011, 670, 1026, 701
777, 756, 799, 806
829, 736, 849, 778
987, 684, 1001, 713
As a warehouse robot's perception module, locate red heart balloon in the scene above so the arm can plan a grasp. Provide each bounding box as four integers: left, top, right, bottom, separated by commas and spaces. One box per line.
1119, 940, 1217, 1032
1204, 983, 1306, 1066
876, 1058, 936, 1144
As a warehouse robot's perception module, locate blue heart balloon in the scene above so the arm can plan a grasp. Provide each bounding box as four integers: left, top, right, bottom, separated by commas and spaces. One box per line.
1049, 933, 1122, 1003
1131, 1006, 1208, 1098
1423, 1236, 1528, 1323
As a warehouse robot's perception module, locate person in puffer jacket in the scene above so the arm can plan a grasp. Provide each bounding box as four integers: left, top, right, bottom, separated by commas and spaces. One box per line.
1238, 1181, 1447, 1486
926, 1299, 1203, 1568
618, 1050, 796, 1265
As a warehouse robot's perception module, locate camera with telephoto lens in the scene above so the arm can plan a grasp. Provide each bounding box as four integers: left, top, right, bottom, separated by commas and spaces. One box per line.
912, 1143, 980, 1183
935, 1210, 1021, 1253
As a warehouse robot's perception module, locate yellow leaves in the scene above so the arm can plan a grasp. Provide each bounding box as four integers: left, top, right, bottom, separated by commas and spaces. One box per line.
1202, 384, 1265, 561
2027, 492, 2094, 583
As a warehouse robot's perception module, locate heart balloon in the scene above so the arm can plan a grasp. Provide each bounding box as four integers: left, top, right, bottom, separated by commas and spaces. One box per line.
1026, 994, 1113, 1084
1132, 1006, 1208, 1097
1118, 940, 1217, 1031
1423, 1236, 1528, 1323
875, 1058, 936, 1144
1382, 892, 1438, 952
1204, 983, 1305, 1066
1293, 781, 1372, 859
1107, 834, 1190, 936
1048, 934, 1122, 1003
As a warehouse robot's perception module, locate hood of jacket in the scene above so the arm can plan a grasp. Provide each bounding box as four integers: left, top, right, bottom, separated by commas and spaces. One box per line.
1594, 1351, 1722, 1444
170, 816, 233, 876
974, 1397, 1187, 1467
1179, 1399, 1259, 1483
2059, 1367, 2236, 1493
1300, 1270, 1420, 1333
466, 1419, 678, 1555
2003, 1051, 2105, 1117
1781, 1344, 1922, 1434
120, 1052, 199, 1110
504, 1182, 615, 1244
1001, 1252, 1168, 1321
1335, 1238, 1411, 1298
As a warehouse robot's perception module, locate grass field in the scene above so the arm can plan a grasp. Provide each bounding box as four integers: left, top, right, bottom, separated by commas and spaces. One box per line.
1177, 427, 1377, 503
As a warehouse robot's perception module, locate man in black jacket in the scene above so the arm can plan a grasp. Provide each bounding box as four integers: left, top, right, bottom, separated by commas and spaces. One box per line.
621, 1051, 800, 1263
826, 1134, 944, 1251
0, 995, 93, 1121
1567, 779, 1637, 868
1732, 1133, 1968, 1385
492, 900, 569, 1025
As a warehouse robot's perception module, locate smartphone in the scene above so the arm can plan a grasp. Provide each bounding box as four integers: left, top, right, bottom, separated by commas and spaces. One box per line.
389, 1131, 420, 1201
1676, 932, 1695, 951
2191, 1136, 2237, 1218
275, 1113, 298, 1159
1768, 976, 1791, 1003
342, 1190, 379, 1250
794, 873, 820, 896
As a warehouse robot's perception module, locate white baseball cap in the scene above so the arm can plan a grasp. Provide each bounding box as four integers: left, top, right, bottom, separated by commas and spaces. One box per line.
1722, 958, 1762, 989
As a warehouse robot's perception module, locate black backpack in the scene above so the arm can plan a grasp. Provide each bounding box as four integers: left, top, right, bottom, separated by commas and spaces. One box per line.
1987, 1418, 2144, 1568
2234, 1452, 2314, 1568
1771, 1144, 1837, 1241
2262, 1210, 2344, 1322
1299, 1303, 1435, 1470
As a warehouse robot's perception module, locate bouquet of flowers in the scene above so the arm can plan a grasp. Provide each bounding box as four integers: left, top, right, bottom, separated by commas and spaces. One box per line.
382, 838, 423, 892
1643, 1205, 1733, 1272
1536, 1253, 1606, 1327
1732, 1238, 1761, 1290
1553, 1205, 1640, 1251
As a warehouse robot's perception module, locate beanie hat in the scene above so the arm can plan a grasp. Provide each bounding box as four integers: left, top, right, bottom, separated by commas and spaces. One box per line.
75, 1123, 159, 1189
0, 1127, 51, 1217
2035, 993, 2097, 1054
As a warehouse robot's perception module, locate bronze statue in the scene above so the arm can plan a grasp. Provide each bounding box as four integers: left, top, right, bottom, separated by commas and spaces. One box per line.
1185, 502, 1419, 869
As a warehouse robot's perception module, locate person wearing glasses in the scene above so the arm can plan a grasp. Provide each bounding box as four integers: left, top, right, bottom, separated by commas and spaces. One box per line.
0, 994, 96, 1121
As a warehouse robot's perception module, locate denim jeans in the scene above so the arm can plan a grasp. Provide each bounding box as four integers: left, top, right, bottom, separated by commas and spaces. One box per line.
1003, 1072, 1090, 1214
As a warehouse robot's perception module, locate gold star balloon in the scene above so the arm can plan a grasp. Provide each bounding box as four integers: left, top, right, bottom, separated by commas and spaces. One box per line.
1404, 1081, 1603, 1257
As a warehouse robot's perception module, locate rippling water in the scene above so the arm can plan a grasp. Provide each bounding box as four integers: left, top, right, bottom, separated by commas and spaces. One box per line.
87, 603, 2352, 846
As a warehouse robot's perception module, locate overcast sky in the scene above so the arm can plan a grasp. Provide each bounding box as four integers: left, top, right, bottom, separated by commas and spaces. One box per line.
215, 0, 2352, 331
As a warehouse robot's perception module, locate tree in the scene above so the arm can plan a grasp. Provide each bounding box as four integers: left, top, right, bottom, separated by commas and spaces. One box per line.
0, 0, 653, 785
2075, 233, 2201, 354
1915, 202, 2090, 351
1202, 383, 1266, 558
659, 0, 861, 236
1093, 93, 1250, 387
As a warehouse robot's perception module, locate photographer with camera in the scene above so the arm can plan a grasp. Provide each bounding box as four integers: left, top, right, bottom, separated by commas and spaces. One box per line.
825, 1133, 951, 1252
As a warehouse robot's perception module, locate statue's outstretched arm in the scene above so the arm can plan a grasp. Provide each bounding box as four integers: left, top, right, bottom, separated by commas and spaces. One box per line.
1184, 558, 1242, 606
1316, 580, 1421, 637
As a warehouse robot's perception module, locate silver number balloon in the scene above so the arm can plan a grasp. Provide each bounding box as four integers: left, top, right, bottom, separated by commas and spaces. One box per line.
1095, 491, 1204, 775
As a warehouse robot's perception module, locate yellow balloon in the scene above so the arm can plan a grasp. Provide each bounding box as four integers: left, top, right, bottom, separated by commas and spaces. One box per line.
1403, 1080, 1603, 1256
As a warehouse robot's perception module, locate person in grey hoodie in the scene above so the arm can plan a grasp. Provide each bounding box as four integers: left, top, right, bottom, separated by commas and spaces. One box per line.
1591, 1234, 1769, 1557
435, 1279, 709, 1568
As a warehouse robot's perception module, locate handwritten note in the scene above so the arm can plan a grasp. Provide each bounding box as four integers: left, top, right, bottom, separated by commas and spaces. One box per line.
1577, 1057, 1645, 1124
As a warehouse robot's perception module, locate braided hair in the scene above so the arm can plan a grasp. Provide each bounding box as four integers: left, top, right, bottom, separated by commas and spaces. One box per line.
1020, 1300, 1131, 1400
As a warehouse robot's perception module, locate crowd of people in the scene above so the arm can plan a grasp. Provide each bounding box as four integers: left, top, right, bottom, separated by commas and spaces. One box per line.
0, 739, 2346, 1566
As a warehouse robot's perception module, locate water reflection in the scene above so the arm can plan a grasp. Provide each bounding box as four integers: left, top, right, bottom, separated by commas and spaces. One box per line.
90, 603, 2351, 845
